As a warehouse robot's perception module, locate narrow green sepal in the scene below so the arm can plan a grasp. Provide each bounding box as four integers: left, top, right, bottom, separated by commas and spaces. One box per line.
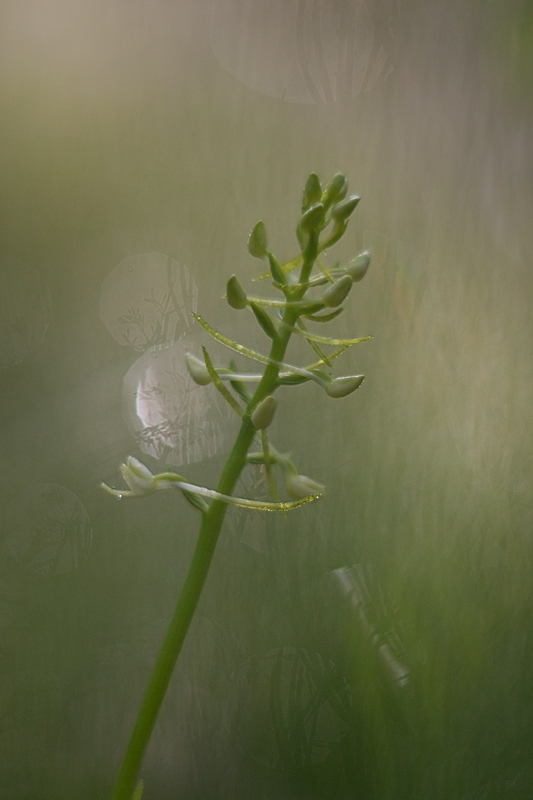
248, 220, 268, 259
267, 252, 287, 285
302, 172, 322, 212
346, 250, 371, 282
227, 275, 248, 310
250, 301, 279, 340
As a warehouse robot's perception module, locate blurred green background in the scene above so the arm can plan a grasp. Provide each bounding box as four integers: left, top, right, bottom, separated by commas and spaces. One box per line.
1, 0, 533, 797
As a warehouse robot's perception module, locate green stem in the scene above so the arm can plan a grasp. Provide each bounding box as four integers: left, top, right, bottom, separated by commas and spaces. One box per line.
110, 281, 308, 800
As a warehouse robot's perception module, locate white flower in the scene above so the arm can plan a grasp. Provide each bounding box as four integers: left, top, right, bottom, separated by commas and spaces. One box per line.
120, 456, 158, 496
101, 457, 161, 498
285, 473, 325, 499
184, 352, 212, 386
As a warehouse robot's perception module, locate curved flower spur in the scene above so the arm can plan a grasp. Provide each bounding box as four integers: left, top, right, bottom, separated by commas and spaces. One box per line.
103, 172, 372, 800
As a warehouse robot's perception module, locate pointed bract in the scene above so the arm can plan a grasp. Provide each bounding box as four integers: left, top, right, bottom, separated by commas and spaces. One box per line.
248, 220, 268, 259
227, 275, 248, 309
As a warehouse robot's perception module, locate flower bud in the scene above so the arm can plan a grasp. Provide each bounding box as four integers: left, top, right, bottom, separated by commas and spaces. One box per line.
321, 275, 353, 308
302, 172, 322, 212
247, 220, 268, 259
299, 202, 326, 233
331, 195, 360, 222
325, 375, 365, 398
227, 275, 248, 310
185, 352, 212, 386
120, 457, 157, 496
346, 251, 371, 282
251, 395, 277, 429
285, 473, 325, 499
323, 173, 347, 207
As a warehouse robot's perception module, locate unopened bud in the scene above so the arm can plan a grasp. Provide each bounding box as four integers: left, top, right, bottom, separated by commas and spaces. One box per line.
321, 275, 353, 308
331, 195, 360, 222
227, 275, 248, 310
302, 172, 322, 212
185, 352, 212, 385
251, 395, 277, 429
346, 251, 371, 282
325, 375, 365, 398
323, 173, 347, 207
299, 202, 326, 233
248, 220, 268, 259
285, 473, 325, 499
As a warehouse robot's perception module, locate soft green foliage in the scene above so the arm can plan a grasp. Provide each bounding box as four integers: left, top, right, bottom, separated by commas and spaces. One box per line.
103, 173, 372, 800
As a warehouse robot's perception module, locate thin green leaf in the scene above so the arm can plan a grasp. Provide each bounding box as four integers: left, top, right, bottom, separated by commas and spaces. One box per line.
194, 313, 272, 366
315, 258, 335, 283
303, 308, 344, 323
193, 314, 329, 388
296, 318, 331, 367
306, 345, 350, 369
202, 347, 243, 417
281, 323, 372, 347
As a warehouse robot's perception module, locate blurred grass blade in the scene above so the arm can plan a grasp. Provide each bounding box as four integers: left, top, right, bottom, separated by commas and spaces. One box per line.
131, 781, 144, 800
